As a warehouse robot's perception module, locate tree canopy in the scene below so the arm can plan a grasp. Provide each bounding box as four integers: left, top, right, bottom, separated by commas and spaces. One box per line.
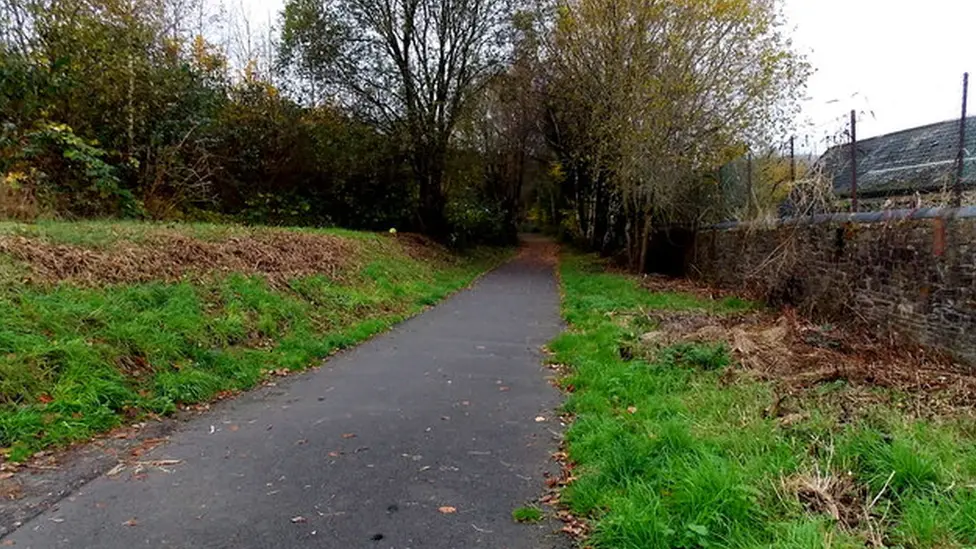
1, 0, 808, 256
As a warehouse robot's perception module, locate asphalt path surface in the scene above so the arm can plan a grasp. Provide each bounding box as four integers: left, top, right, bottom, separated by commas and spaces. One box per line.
2, 242, 566, 548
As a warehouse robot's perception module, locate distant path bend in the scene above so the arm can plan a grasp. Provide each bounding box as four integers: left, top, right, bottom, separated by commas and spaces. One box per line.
4, 238, 566, 549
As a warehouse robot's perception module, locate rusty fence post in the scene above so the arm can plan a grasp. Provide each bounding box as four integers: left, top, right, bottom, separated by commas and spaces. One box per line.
955, 72, 969, 207
790, 136, 796, 183
850, 110, 858, 212
747, 152, 753, 219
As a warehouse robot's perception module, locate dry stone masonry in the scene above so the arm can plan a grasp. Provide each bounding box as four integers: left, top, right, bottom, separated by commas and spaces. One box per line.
690, 207, 976, 364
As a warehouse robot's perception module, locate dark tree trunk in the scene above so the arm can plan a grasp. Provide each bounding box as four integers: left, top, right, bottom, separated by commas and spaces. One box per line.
591, 179, 609, 252
574, 167, 590, 238
414, 144, 448, 239
638, 214, 652, 274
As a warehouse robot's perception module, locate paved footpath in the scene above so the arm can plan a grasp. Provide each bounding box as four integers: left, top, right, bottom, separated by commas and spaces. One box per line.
2, 243, 566, 548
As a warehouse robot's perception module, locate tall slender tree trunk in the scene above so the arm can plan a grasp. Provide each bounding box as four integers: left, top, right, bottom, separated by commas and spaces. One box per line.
126, 0, 136, 159
591, 180, 608, 251
574, 169, 590, 238
127, 56, 135, 158
414, 145, 447, 238
638, 213, 652, 274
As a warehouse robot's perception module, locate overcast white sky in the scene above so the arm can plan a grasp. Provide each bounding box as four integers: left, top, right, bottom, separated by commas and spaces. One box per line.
782, 0, 973, 149
240, 0, 973, 147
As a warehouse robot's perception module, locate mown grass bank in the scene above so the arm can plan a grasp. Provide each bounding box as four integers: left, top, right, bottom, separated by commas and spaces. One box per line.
0, 222, 506, 460
550, 253, 976, 548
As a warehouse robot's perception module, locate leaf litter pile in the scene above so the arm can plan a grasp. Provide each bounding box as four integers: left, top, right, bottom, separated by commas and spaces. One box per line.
0, 229, 358, 287
637, 299, 976, 416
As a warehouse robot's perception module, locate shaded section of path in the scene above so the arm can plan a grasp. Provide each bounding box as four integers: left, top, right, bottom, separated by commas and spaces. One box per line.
3, 240, 565, 548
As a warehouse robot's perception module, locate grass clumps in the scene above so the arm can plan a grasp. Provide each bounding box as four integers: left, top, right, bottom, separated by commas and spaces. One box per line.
0, 222, 505, 460
512, 506, 544, 523
551, 252, 976, 548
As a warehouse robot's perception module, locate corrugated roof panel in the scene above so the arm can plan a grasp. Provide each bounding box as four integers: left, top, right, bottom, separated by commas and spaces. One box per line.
822, 117, 976, 197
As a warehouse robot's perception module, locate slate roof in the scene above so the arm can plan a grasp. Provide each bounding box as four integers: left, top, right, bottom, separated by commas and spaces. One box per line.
821, 117, 976, 198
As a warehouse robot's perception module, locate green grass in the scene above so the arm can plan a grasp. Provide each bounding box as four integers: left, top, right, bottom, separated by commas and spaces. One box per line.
552, 253, 976, 548
0, 223, 506, 460
513, 506, 544, 523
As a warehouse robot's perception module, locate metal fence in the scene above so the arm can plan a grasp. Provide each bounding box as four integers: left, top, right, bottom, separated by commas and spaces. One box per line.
720, 72, 972, 222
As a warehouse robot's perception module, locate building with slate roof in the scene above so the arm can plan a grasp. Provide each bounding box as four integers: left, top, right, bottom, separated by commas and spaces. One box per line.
819, 117, 976, 199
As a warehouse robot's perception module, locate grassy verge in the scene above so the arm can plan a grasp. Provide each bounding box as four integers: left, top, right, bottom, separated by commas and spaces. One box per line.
551, 253, 976, 548
0, 222, 506, 461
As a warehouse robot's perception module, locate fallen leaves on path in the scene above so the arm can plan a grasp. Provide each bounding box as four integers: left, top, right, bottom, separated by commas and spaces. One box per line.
341, 433, 356, 439
105, 463, 126, 477
438, 506, 457, 514
290, 516, 307, 524
0, 477, 23, 500
543, 446, 591, 541
122, 518, 139, 527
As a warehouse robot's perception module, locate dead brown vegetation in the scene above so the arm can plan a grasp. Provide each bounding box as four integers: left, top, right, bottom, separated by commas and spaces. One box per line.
0, 231, 360, 286
638, 280, 976, 416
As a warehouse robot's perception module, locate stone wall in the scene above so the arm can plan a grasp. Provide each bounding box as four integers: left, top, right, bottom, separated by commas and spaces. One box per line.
689, 207, 976, 363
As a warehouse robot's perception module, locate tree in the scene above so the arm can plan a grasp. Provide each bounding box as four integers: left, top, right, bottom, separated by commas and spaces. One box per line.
278, 0, 346, 106
456, 11, 543, 240
279, 0, 510, 236
544, 0, 809, 269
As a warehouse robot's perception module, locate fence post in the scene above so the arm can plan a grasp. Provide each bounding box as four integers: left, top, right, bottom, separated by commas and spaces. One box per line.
747, 152, 753, 218
850, 109, 858, 212
955, 72, 969, 207
790, 136, 796, 182
717, 166, 724, 220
